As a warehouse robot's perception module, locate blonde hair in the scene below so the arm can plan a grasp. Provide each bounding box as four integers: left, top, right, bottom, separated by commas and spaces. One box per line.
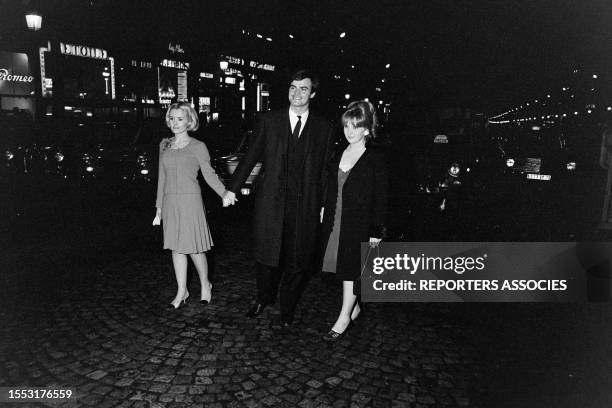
165, 102, 199, 132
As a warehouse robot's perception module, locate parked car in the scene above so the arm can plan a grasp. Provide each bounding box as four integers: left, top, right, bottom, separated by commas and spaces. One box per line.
412, 131, 494, 213
212, 130, 262, 196
28, 120, 165, 183
97, 121, 164, 183
0, 112, 36, 177
498, 125, 577, 183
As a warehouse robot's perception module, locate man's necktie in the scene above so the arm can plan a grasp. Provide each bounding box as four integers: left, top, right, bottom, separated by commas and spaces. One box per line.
292, 115, 302, 139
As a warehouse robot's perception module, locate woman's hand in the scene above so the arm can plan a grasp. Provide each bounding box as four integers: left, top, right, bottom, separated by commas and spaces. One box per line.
369, 237, 382, 248
152, 208, 162, 226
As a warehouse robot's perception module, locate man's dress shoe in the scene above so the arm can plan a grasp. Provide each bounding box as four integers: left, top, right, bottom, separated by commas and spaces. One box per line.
245, 303, 267, 318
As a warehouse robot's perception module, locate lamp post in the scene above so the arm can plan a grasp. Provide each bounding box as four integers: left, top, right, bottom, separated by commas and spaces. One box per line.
103, 71, 110, 95
25, 12, 42, 31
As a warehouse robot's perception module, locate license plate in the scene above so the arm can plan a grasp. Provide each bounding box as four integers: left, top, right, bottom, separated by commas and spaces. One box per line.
526, 173, 551, 181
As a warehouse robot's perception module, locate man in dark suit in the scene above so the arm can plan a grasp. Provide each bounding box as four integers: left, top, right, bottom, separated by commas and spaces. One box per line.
223, 69, 334, 326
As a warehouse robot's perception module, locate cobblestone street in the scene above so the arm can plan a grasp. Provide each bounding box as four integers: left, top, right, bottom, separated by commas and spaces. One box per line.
1, 181, 612, 407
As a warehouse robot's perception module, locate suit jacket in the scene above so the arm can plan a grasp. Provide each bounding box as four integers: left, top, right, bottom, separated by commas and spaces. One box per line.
229, 108, 334, 267
321, 147, 389, 279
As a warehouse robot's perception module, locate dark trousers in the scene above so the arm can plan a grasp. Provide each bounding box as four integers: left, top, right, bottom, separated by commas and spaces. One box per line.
255, 196, 310, 320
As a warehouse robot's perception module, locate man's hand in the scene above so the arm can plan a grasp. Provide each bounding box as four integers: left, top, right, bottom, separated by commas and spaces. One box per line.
223, 191, 238, 207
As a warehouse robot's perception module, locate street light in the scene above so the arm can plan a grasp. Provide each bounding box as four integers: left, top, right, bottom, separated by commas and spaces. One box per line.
219, 60, 228, 71
339, 32, 346, 38
25, 12, 42, 31
102, 71, 110, 95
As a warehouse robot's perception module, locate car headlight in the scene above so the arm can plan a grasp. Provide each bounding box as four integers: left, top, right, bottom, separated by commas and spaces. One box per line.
566, 161, 576, 171
54, 152, 64, 162
506, 158, 515, 167
5, 150, 14, 160
448, 163, 460, 177
140, 169, 149, 175
86, 166, 94, 172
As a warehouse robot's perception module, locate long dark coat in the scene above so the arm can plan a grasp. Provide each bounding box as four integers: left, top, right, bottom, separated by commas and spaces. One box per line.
228, 108, 334, 267
321, 147, 389, 280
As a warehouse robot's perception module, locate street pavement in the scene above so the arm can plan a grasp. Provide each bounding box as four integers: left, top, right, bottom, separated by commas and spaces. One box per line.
1, 177, 612, 407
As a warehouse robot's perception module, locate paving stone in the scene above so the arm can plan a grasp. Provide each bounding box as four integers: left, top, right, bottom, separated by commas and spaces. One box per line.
1, 202, 487, 408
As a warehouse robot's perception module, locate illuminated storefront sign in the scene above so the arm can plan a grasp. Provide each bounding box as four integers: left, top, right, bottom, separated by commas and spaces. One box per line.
0, 69, 33, 82
131, 60, 153, 69
0, 51, 35, 96
160, 59, 190, 70
224, 55, 244, 65
223, 55, 274, 71
39, 46, 50, 97
225, 67, 243, 76
200, 72, 214, 79
177, 71, 188, 101
60, 42, 108, 60
168, 43, 185, 54
40, 42, 116, 100
249, 60, 275, 71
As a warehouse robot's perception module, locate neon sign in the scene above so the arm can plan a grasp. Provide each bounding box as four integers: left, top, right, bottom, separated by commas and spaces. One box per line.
249, 60, 275, 71
168, 43, 185, 54
60, 42, 108, 60
0, 68, 33, 82
161, 59, 190, 70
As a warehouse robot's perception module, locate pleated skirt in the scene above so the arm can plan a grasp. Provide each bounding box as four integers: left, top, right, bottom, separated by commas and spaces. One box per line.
162, 193, 213, 254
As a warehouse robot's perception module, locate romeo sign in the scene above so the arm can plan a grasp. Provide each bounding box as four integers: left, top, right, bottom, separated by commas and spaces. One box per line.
0, 69, 34, 83
0, 51, 34, 96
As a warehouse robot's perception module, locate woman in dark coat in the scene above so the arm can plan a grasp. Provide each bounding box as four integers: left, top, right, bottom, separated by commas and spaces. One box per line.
321, 100, 389, 341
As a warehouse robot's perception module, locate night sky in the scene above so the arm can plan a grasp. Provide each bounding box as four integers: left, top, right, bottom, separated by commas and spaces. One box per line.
2, 0, 611, 113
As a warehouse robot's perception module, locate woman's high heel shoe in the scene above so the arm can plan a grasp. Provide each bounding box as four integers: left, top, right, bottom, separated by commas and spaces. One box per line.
322, 320, 353, 342
167, 292, 189, 310
200, 283, 213, 305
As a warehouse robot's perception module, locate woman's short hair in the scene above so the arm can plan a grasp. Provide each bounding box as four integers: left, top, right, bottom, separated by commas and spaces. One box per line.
165, 102, 199, 132
341, 100, 378, 141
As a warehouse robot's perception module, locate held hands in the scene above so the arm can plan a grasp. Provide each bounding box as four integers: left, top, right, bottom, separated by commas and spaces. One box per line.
152, 208, 162, 226
369, 237, 382, 248
222, 191, 238, 207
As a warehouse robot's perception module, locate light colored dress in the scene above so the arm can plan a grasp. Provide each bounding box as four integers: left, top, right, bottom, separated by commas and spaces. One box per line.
155, 138, 226, 254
